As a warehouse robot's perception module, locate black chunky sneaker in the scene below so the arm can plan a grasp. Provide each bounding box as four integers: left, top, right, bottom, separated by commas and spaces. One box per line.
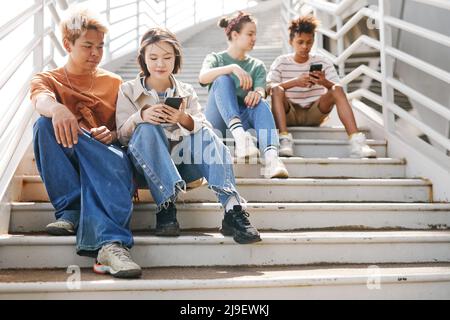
155, 202, 180, 236
220, 205, 261, 244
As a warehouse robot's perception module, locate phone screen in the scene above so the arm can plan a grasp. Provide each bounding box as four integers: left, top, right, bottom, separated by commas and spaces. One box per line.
164, 97, 183, 109
309, 64, 323, 72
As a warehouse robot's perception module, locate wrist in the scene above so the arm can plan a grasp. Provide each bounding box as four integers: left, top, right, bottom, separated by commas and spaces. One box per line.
325, 80, 335, 90
111, 131, 118, 142
51, 103, 64, 116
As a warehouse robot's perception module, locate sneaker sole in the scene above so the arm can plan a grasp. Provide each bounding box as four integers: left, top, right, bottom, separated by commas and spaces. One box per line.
155, 225, 180, 237
45, 226, 75, 236
93, 264, 142, 279
220, 224, 262, 244
264, 169, 289, 179
279, 149, 294, 157
235, 148, 260, 160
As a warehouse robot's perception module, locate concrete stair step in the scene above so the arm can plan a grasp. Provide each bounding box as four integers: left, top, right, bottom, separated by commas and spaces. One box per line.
281, 126, 371, 139
1, 231, 450, 269
9, 202, 450, 233
16, 153, 400, 179
233, 158, 405, 178
224, 138, 387, 158
1, 264, 450, 299
19, 177, 432, 203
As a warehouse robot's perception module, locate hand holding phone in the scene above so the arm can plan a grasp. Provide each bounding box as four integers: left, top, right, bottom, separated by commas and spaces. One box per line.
309, 63, 323, 73
309, 64, 323, 81
164, 97, 183, 109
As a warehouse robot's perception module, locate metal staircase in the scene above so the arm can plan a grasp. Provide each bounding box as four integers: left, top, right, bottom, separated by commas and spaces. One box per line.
1, 0, 450, 299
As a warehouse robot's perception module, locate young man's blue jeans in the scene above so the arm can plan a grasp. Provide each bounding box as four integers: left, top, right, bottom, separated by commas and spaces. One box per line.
127, 123, 240, 210
33, 117, 135, 257
204, 75, 279, 152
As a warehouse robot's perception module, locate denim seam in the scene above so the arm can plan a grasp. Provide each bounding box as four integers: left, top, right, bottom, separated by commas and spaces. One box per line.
212, 78, 240, 124
77, 238, 133, 253
129, 144, 186, 210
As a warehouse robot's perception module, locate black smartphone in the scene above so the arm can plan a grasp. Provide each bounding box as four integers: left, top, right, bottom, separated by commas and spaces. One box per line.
164, 97, 183, 109
309, 63, 323, 73
80, 127, 92, 137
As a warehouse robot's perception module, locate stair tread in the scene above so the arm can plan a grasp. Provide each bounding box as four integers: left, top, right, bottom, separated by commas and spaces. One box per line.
12, 202, 450, 211
3, 231, 450, 245
1, 264, 450, 286
19, 175, 430, 185
223, 138, 387, 145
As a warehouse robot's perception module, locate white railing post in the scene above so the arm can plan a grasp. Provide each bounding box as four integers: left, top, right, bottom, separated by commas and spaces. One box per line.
56, 0, 68, 10
105, 0, 112, 61
164, 0, 168, 27
379, 0, 395, 132
136, 0, 141, 49
335, 16, 347, 91
193, 0, 197, 24
281, 0, 293, 54
34, 0, 45, 73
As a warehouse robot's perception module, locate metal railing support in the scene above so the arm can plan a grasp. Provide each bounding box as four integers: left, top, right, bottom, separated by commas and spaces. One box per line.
379, 0, 396, 132
136, 0, 141, 47
33, 0, 45, 74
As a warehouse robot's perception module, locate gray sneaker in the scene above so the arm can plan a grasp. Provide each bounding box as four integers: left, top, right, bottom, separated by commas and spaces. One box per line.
45, 219, 75, 236
94, 243, 142, 279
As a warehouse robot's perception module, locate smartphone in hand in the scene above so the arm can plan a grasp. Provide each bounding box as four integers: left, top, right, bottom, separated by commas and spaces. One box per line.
309, 63, 323, 73
164, 97, 183, 109
309, 64, 323, 84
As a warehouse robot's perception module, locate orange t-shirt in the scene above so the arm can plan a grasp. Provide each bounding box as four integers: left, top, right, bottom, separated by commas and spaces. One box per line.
30, 67, 122, 130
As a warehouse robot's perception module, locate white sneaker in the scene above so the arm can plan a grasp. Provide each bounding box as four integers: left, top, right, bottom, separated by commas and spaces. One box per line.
263, 157, 289, 179
349, 132, 377, 158
94, 243, 142, 278
45, 219, 75, 236
279, 133, 294, 157
235, 131, 260, 159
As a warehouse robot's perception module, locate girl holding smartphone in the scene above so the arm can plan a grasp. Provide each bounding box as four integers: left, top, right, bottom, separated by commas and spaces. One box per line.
116, 27, 261, 244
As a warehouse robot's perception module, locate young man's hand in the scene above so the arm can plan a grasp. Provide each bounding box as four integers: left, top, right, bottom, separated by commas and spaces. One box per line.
90, 126, 116, 145
52, 104, 79, 148
296, 74, 314, 88
309, 71, 333, 89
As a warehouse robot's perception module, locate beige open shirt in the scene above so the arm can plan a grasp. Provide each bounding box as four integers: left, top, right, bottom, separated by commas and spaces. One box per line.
116, 74, 211, 146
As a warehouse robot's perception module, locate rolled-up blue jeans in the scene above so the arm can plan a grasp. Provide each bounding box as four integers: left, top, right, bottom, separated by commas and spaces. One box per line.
33, 117, 135, 257
128, 123, 240, 210
205, 74, 279, 152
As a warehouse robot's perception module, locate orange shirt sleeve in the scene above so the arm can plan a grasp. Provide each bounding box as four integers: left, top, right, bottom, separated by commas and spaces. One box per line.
30, 72, 57, 102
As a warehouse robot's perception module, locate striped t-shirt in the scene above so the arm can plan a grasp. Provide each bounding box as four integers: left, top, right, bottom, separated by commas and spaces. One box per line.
267, 53, 340, 108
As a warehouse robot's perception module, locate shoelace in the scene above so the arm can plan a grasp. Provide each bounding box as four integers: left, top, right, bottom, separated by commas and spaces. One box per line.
234, 210, 251, 226
106, 244, 133, 262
